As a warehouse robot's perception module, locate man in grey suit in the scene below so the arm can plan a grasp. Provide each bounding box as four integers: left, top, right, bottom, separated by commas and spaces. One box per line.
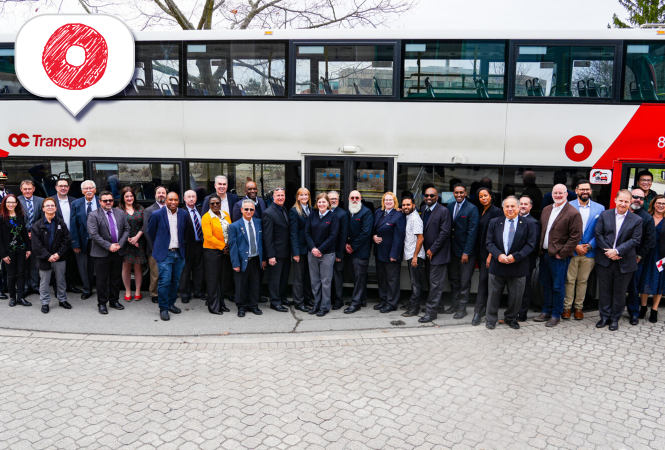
88, 190, 130, 315
18, 180, 44, 295
142, 186, 167, 303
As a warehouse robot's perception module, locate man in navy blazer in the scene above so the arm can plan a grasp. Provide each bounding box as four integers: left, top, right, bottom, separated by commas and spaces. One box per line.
232, 180, 267, 222
148, 191, 189, 321
202, 175, 238, 218
70, 180, 101, 299
419, 186, 452, 323
329, 191, 349, 310
229, 199, 266, 317
485, 196, 537, 329
343, 191, 374, 314
445, 184, 479, 319
18, 180, 44, 295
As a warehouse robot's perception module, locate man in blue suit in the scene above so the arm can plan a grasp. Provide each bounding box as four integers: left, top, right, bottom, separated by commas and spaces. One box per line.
445, 184, 479, 319
563, 179, 605, 320
148, 191, 189, 321
344, 190, 374, 314
229, 198, 266, 317
70, 180, 101, 299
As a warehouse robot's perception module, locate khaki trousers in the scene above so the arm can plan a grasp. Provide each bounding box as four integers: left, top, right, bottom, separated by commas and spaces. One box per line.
148, 256, 159, 298
564, 255, 595, 310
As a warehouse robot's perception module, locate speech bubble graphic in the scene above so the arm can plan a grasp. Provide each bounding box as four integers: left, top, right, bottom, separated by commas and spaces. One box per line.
16, 15, 134, 116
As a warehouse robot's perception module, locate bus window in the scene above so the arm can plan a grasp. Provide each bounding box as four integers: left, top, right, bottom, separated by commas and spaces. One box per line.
622, 41, 665, 102
122, 42, 181, 97
1, 158, 85, 198
402, 40, 506, 100
185, 42, 286, 97
0, 48, 30, 96
514, 44, 615, 99
295, 44, 394, 96
92, 162, 181, 202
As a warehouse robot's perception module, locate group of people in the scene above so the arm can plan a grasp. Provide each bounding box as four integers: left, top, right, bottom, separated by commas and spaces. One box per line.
0, 170, 662, 330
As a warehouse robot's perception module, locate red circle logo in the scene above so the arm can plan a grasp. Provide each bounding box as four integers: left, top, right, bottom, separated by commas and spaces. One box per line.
42, 23, 108, 91
565, 135, 593, 162
8, 134, 29, 147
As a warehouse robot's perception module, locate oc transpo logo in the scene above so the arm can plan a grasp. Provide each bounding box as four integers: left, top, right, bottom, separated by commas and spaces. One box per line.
8, 133, 87, 150
15, 14, 134, 116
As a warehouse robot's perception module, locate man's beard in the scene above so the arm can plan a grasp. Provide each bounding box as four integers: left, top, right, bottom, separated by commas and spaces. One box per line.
631, 203, 641, 211
349, 202, 362, 214
157, 198, 165, 205
519, 210, 529, 216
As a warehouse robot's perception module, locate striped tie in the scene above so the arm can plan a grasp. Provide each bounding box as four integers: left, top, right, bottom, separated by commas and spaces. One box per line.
507, 219, 515, 253
27, 199, 34, 228
191, 209, 202, 241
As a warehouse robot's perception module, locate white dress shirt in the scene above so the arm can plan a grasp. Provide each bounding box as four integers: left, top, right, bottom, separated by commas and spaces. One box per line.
578, 202, 591, 231
220, 195, 229, 215
58, 197, 71, 230
543, 201, 567, 249
614, 210, 627, 251
319, 209, 330, 219
167, 208, 179, 249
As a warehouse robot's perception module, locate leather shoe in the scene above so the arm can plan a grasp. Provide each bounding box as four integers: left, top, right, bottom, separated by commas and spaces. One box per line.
109, 302, 124, 310
443, 306, 457, 314
151, 297, 158, 303
418, 314, 435, 323
596, 318, 610, 328
59, 301, 72, 309
98, 304, 108, 315
380, 305, 397, 313
181, 298, 190, 304
308, 308, 318, 315
270, 305, 289, 312
0, 293, 7, 299
67, 286, 83, 294
360, 300, 367, 307
639, 305, 648, 319
508, 321, 520, 330
199, 294, 208, 300
486, 322, 496, 330
471, 313, 482, 326
402, 308, 419, 317
295, 305, 310, 313
160, 310, 170, 321
517, 316, 527, 322
168, 306, 181, 314
282, 300, 295, 306
8, 299, 16, 307
545, 317, 560, 327
41, 304, 49, 314
209, 310, 223, 315
533, 313, 551, 322
373, 302, 386, 311
630, 316, 639, 326
332, 304, 342, 310
81, 292, 93, 300
344, 306, 360, 314
574, 309, 584, 320
250, 308, 263, 315
453, 310, 468, 320
258, 296, 269, 303
221, 306, 231, 313
17, 299, 31, 306
561, 308, 571, 320
316, 310, 328, 317
609, 321, 619, 331
237, 309, 246, 317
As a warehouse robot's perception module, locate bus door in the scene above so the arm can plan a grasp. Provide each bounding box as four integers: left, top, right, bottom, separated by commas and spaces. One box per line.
617, 162, 665, 208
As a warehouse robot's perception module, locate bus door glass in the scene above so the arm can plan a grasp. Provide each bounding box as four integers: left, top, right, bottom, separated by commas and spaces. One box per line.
621, 164, 665, 209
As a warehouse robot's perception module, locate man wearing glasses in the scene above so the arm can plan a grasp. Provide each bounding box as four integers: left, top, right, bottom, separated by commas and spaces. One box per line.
562, 179, 605, 321
54, 178, 82, 294
636, 170, 658, 211
70, 180, 101, 299
343, 191, 373, 314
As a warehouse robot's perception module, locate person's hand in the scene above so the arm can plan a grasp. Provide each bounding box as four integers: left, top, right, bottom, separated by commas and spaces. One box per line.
506, 255, 515, 264
312, 248, 322, 257
575, 244, 587, 256
345, 244, 353, 254
2, 256, 10, 264
373, 235, 382, 244
262, 261, 267, 269
390, 257, 396, 262
555, 254, 562, 259
234, 267, 240, 272
604, 248, 619, 260
461, 254, 469, 264
28, 232, 31, 240
48, 254, 60, 262
128, 236, 136, 246
269, 257, 276, 266
335, 258, 341, 262
426, 249, 433, 260
109, 243, 121, 252
498, 254, 509, 264
73, 248, 81, 254
486, 255, 491, 269
25, 251, 31, 259
411, 257, 418, 268
293, 255, 300, 263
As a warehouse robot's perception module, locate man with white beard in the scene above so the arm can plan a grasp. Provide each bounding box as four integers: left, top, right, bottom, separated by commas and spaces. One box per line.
343, 190, 373, 314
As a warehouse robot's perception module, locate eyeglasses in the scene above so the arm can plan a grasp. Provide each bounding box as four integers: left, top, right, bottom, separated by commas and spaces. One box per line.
632, 195, 645, 200
349, 196, 360, 200
423, 194, 437, 198
639, 178, 653, 184
101, 199, 114, 203
5, 201, 17, 205
243, 208, 255, 211
656, 202, 665, 207
56, 185, 69, 188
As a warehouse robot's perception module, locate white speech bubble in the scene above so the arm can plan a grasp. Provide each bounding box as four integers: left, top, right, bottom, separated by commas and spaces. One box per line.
15, 14, 134, 116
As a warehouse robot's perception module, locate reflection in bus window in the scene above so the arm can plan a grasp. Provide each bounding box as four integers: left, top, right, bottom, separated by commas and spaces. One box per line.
0, 48, 29, 95
295, 45, 394, 95
402, 40, 506, 100
122, 42, 181, 97
623, 42, 665, 102
92, 162, 181, 201
514, 45, 615, 98
1, 158, 85, 198
186, 42, 286, 97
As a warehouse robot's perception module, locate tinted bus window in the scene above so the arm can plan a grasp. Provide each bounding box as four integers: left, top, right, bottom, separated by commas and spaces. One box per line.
623, 41, 665, 102
91, 162, 181, 202
295, 44, 394, 96
0, 48, 28, 96
185, 42, 286, 97
123, 42, 181, 97
402, 40, 506, 100
1, 158, 85, 198
514, 44, 615, 98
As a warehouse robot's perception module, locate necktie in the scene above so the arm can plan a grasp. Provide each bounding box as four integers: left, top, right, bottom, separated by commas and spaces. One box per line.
191, 209, 202, 241
248, 220, 257, 255
27, 199, 34, 228
454, 202, 460, 219
107, 211, 118, 243
304, 207, 309, 217
281, 207, 289, 223
507, 219, 515, 253
86, 201, 92, 215
423, 207, 431, 227
384, 210, 388, 217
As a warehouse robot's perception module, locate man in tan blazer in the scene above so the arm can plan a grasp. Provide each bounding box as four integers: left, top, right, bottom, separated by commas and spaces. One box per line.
534, 184, 583, 327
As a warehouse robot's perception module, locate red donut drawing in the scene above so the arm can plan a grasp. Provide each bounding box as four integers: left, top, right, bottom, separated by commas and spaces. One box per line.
565, 135, 593, 162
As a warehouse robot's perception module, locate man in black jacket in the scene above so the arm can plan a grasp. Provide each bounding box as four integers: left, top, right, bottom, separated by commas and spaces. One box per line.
54, 178, 82, 294
329, 191, 349, 310
262, 187, 290, 312
179, 190, 205, 303
343, 191, 373, 314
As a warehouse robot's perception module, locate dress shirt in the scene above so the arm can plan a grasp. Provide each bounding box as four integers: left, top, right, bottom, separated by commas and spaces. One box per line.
104, 209, 119, 242
503, 217, 518, 254
614, 210, 627, 251
319, 209, 330, 219
220, 195, 229, 215
578, 202, 591, 231
404, 212, 425, 260
167, 208, 179, 249
58, 197, 71, 230
302, 204, 310, 217
86, 198, 98, 213
543, 201, 566, 249
453, 199, 465, 219
187, 206, 202, 241
243, 218, 258, 257
384, 208, 393, 216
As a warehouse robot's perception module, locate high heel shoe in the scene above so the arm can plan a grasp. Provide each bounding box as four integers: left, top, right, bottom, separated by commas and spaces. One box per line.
639, 305, 648, 319
124, 295, 132, 302
649, 309, 658, 323
134, 293, 142, 301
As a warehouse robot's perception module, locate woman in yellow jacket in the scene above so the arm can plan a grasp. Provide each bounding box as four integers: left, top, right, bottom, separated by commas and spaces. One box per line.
202, 194, 232, 315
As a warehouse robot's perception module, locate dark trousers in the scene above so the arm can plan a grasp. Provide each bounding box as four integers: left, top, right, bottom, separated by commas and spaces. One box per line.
63, 250, 78, 290
221, 254, 235, 299
203, 248, 225, 313
626, 264, 644, 317
474, 259, 490, 315
424, 260, 448, 318
24, 250, 39, 292
235, 257, 260, 310
597, 261, 634, 322
179, 241, 204, 300
540, 253, 570, 319
350, 258, 369, 308
1, 260, 9, 293
407, 258, 424, 309
486, 274, 526, 324
93, 252, 123, 305
291, 254, 313, 307
331, 258, 345, 308
75, 241, 95, 294
267, 257, 290, 308
449, 255, 476, 310
518, 269, 535, 320
6, 249, 27, 301
376, 259, 401, 307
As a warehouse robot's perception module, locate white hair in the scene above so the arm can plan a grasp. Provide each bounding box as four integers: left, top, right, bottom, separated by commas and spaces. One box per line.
81, 180, 96, 190
242, 199, 255, 208
214, 175, 227, 184
502, 195, 519, 208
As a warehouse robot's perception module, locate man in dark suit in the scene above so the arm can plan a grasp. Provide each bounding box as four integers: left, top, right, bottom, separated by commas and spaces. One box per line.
87, 190, 130, 315
148, 191, 189, 321
485, 196, 537, 329
595, 189, 643, 331
232, 180, 267, 222
229, 199, 266, 317
445, 184, 479, 319
18, 180, 44, 295
142, 186, 167, 303
419, 186, 452, 323
70, 180, 101, 299
179, 189, 205, 304
343, 191, 374, 314
517, 195, 541, 322
202, 175, 239, 218
262, 187, 290, 312
329, 191, 348, 310
53, 177, 82, 294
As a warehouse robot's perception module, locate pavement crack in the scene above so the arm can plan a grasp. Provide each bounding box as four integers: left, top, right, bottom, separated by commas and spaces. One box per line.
289, 307, 302, 333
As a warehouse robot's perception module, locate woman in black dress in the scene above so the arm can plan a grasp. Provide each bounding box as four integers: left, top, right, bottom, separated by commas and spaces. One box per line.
0, 194, 32, 307
119, 187, 146, 301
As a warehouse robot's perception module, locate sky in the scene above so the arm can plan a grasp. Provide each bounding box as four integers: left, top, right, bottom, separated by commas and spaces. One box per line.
0, 0, 630, 33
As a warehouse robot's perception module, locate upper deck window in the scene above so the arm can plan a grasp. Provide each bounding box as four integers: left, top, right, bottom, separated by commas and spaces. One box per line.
0, 48, 29, 96
623, 41, 665, 102
122, 42, 182, 97
185, 41, 286, 97
402, 40, 506, 100
514, 44, 615, 99
295, 44, 394, 96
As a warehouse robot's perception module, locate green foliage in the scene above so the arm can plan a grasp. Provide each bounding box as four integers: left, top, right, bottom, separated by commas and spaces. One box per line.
611, 0, 665, 28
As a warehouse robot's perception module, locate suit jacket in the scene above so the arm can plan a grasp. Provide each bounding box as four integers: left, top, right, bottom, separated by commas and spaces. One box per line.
569, 199, 605, 258
373, 209, 406, 262
486, 215, 537, 277
54, 195, 76, 226
289, 207, 309, 256
594, 209, 643, 273
447, 200, 479, 257
521, 214, 541, 270
477, 205, 503, 261
232, 197, 267, 222
262, 203, 291, 260
142, 202, 162, 255
421, 203, 452, 265
70, 196, 101, 250
87, 207, 130, 258
229, 217, 264, 272
147, 207, 188, 261
31, 215, 71, 270
347, 206, 373, 260
181, 206, 202, 258
635, 208, 656, 262
202, 192, 239, 217
332, 207, 349, 260
539, 202, 583, 258
18, 195, 44, 227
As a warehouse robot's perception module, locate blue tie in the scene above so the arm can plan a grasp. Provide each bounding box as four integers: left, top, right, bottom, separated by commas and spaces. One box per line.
191, 209, 202, 241
27, 199, 34, 228
423, 207, 431, 227
507, 219, 515, 253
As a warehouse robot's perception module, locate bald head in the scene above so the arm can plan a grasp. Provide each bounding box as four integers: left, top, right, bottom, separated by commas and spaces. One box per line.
552, 184, 568, 206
